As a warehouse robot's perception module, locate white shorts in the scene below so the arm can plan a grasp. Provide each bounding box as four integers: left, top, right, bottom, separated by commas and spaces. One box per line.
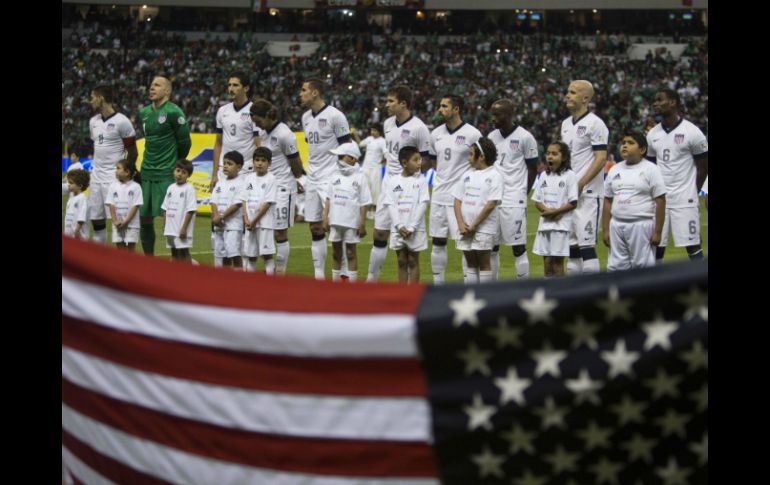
304, 184, 325, 223
112, 226, 139, 244
661, 206, 701, 248
498, 206, 527, 246
243, 227, 275, 257
273, 187, 296, 230
166, 235, 193, 249
456, 231, 497, 251
533, 230, 570, 257
364, 164, 383, 209
390, 230, 428, 252
88, 183, 112, 220
569, 195, 602, 248
429, 201, 460, 239
214, 229, 243, 258
607, 219, 656, 271
374, 173, 394, 231
328, 225, 360, 244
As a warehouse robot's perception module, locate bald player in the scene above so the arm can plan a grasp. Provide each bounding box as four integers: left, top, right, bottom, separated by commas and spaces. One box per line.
138, 75, 192, 255
561, 80, 609, 275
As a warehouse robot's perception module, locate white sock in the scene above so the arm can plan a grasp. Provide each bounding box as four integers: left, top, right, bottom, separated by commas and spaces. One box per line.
567, 258, 583, 275
461, 256, 468, 280
491, 251, 500, 280
464, 268, 479, 284
311, 238, 327, 280
347, 271, 357, 282
582, 258, 600, 274
431, 245, 447, 284
515, 254, 530, 279
92, 228, 107, 244
340, 243, 349, 276
367, 245, 388, 281
244, 259, 256, 272
275, 241, 290, 274
479, 270, 493, 283
264, 258, 275, 275
332, 269, 341, 281
212, 233, 222, 267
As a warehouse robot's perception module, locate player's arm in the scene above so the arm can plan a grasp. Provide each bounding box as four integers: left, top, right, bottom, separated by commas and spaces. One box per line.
526, 158, 539, 192
288, 154, 304, 180
602, 197, 613, 247
453, 198, 468, 234
107, 204, 120, 228
358, 204, 368, 238
651, 195, 666, 246
174, 111, 192, 159
221, 202, 242, 221
322, 197, 331, 233
211, 133, 223, 190
695, 154, 708, 194
124, 205, 139, 227
469, 200, 500, 232
578, 149, 607, 195
426, 154, 436, 173
210, 202, 221, 226
253, 132, 261, 148
179, 209, 195, 240
121, 135, 138, 165
241, 201, 251, 228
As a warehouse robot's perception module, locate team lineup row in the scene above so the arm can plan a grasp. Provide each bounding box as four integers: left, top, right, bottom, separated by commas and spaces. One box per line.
63, 73, 708, 283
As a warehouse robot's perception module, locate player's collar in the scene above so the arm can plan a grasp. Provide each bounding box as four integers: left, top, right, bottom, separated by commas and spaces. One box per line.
662, 117, 683, 134
571, 111, 590, 125
396, 114, 413, 128
267, 121, 281, 134
498, 125, 518, 139
312, 104, 329, 117
446, 121, 466, 135
233, 100, 250, 112
101, 112, 118, 123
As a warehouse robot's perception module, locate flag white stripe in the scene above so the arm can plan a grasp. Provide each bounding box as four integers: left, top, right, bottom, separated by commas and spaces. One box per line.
62, 276, 418, 358
62, 405, 438, 485
62, 448, 117, 485
62, 347, 432, 442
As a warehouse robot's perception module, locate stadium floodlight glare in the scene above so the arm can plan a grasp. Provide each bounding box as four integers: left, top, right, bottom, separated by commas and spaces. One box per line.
541, 68, 546, 72
497, 49, 501, 53
683, 12, 693, 20
348, 85, 353, 90
327, 74, 331, 78
142, 5, 147, 8
593, 9, 598, 13
323, 56, 328, 61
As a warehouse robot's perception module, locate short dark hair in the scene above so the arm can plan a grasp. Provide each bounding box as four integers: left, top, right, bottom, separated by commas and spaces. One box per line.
472, 137, 498, 166
229, 72, 251, 93
442, 94, 464, 112
250, 98, 279, 120
174, 159, 194, 176
92, 85, 114, 104
67, 169, 90, 190
253, 146, 273, 162
304, 78, 325, 96
657, 88, 681, 108
547, 141, 572, 174
622, 131, 649, 157
388, 85, 413, 109
116, 159, 142, 183
223, 151, 245, 166
398, 146, 420, 164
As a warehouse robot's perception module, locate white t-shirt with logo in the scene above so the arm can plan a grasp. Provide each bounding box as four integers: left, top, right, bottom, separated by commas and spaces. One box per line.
89, 112, 136, 184
324, 169, 373, 229
161, 182, 198, 239
430, 122, 482, 206
382, 172, 430, 232
302, 104, 351, 185
532, 169, 579, 232
560, 112, 609, 198
210, 175, 245, 230
106, 180, 143, 230
383, 115, 432, 175
64, 192, 89, 238
451, 165, 503, 235
239, 172, 277, 229
488, 126, 539, 208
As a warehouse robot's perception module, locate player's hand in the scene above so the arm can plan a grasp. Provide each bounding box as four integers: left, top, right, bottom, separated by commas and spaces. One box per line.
358, 225, 367, 238
322, 220, 330, 233
398, 226, 410, 238
458, 222, 469, 235
296, 181, 305, 194
212, 215, 221, 226
179, 231, 187, 240
577, 181, 585, 197
603, 233, 611, 248
650, 232, 662, 246
209, 176, 218, 192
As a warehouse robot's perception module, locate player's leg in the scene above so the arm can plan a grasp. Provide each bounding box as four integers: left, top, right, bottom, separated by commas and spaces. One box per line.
463, 250, 479, 284
274, 191, 295, 274
606, 220, 631, 272
396, 248, 409, 283
331, 239, 343, 281
430, 201, 450, 284
576, 197, 601, 274
552, 256, 565, 277
671, 207, 704, 261
368, 191, 391, 281
260, 228, 276, 274
345, 241, 358, 281
89, 183, 108, 244
628, 219, 656, 269
656, 208, 671, 262
263, 255, 275, 275
407, 250, 420, 283
478, 249, 493, 283
242, 229, 258, 272
305, 186, 327, 280
212, 224, 222, 267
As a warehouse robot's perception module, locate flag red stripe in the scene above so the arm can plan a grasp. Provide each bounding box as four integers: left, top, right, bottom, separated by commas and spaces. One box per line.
63, 378, 438, 478
62, 236, 425, 314
63, 430, 171, 485
62, 314, 427, 397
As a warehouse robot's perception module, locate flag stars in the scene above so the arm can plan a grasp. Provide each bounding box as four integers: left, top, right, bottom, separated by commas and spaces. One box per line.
679, 340, 708, 372
565, 369, 602, 405
621, 433, 657, 463
534, 396, 568, 430
449, 289, 487, 327
500, 424, 536, 455
470, 445, 506, 479
690, 384, 708, 413
486, 316, 523, 349
512, 470, 548, 485
576, 420, 613, 451
600, 339, 640, 379
611, 395, 647, 426
596, 285, 634, 321
690, 433, 708, 466
531, 343, 567, 378
463, 393, 497, 431
543, 445, 580, 474
518, 288, 558, 324
456, 342, 492, 376
644, 368, 682, 399
642, 312, 679, 351
565, 315, 600, 350
494, 367, 531, 406
655, 457, 692, 485
655, 409, 691, 439
677, 286, 708, 322
589, 457, 623, 485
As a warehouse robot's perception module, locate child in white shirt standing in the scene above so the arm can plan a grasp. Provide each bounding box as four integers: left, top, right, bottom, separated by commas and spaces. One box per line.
162, 159, 198, 262
64, 169, 90, 239
211, 151, 245, 269
106, 159, 143, 251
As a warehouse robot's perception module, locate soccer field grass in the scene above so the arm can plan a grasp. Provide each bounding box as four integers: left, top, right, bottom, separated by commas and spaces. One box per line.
62, 195, 708, 283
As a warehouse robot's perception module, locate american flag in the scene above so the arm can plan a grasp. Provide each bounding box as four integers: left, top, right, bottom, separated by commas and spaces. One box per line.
62, 237, 707, 484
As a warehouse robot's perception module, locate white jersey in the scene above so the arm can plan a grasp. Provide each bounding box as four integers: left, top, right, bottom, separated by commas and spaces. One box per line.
302, 104, 351, 184
89, 112, 136, 184
106, 180, 143, 230
561, 112, 609, 198
702, 176, 708, 194
646, 118, 708, 208
451, 165, 503, 235
489, 126, 539, 208
64, 192, 89, 238
239, 172, 277, 229
325, 168, 372, 229
532, 169, 579, 232
161, 182, 197, 239
215, 101, 261, 174
263, 122, 301, 193
605, 161, 667, 221
383, 115, 432, 175
430, 122, 482, 205
359, 136, 387, 169
382, 173, 430, 233
211, 175, 245, 231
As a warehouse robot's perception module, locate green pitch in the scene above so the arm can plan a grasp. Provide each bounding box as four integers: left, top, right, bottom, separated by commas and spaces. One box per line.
63, 194, 708, 283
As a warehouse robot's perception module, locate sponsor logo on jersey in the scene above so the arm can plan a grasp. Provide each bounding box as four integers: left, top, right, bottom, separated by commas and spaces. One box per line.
270, 136, 278, 145
216, 187, 222, 193
246, 183, 253, 190
559, 181, 565, 188
455, 136, 466, 145
178, 117, 186, 125
541, 180, 548, 188
240, 113, 251, 122
318, 119, 328, 128
401, 129, 411, 140
113, 192, 119, 198
352, 181, 359, 189
463, 176, 471, 183
576, 126, 587, 136
485, 178, 492, 185
106, 123, 115, 132
158, 114, 167, 124
261, 184, 266, 189
510, 139, 520, 150
333, 179, 341, 185
675, 134, 685, 144
613, 173, 621, 180
179, 192, 185, 198
393, 184, 403, 192
128, 191, 134, 197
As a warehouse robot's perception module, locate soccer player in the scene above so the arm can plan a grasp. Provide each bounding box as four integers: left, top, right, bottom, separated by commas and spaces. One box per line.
603, 133, 666, 271
240, 147, 278, 274
487, 98, 539, 280
299, 78, 352, 280
138, 75, 192, 255
429, 94, 482, 284
561, 80, 609, 275
210, 151, 245, 269
249, 98, 305, 275
106, 159, 143, 251
646, 88, 708, 261
162, 159, 197, 262
64, 169, 90, 240
88, 85, 138, 244
368, 85, 432, 282
352, 124, 387, 220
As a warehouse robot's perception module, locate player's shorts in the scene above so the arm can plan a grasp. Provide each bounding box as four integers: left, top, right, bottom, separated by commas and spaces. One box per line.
498, 206, 527, 246
214, 229, 243, 259
661, 206, 701, 248
533, 230, 571, 257
389, 230, 428, 252
328, 225, 360, 244
569, 195, 602, 248
364, 164, 382, 204
456, 231, 497, 251
243, 227, 275, 258
272, 187, 296, 231
373, 173, 392, 231
165, 234, 193, 249
607, 219, 656, 271
429, 201, 460, 239
141, 176, 175, 218
88, 183, 112, 220
304, 184, 325, 223
112, 226, 139, 244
